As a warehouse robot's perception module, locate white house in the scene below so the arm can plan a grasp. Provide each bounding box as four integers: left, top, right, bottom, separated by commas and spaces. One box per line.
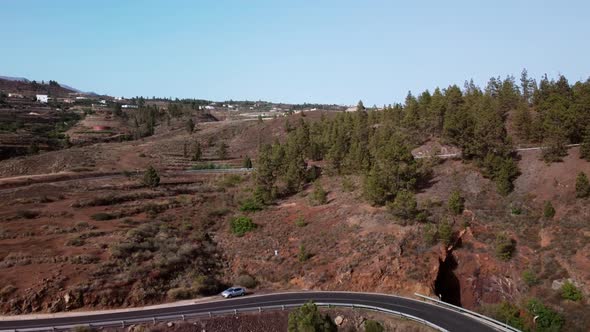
121, 104, 138, 109
36, 94, 48, 103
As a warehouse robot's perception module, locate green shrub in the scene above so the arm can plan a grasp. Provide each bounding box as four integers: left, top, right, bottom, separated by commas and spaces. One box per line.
167, 287, 193, 300
423, 223, 437, 245
495, 233, 516, 261
16, 210, 40, 219
239, 197, 263, 212
492, 302, 526, 330
526, 299, 564, 331
522, 269, 539, 287
341, 176, 355, 192
447, 190, 465, 215
575, 172, 590, 198
561, 281, 583, 301
310, 181, 327, 206
298, 244, 311, 262
242, 155, 253, 169
142, 165, 160, 188
288, 301, 336, 332
66, 237, 85, 247
438, 221, 453, 246
543, 201, 556, 219
230, 216, 256, 237
295, 216, 307, 227
235, 274, 257, 288
364, 320, 384, 332
388, 190, 417, 220
91, 212, 115, 221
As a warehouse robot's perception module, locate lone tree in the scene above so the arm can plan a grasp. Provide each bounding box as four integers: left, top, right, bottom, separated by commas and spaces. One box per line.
186, 118, 195, 133
288, 301, 336, 332
217, 142, 228, 159
143, 166, 160, 187
543, 201, 556, 219
192, 141, 202, 161
447, 190, 465, 215
576, 172, 590, 198
310, 181, 327, 206
388, 190, 417, 220
242, 155, 253, 169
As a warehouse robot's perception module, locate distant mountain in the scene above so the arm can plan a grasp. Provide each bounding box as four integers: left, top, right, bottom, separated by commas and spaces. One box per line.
0, 75, 92, 96
0, 75, 30, 82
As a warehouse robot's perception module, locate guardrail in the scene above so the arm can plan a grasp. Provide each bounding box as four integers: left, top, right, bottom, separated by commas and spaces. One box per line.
4, 302, 448, 332
414, 293, 521, 332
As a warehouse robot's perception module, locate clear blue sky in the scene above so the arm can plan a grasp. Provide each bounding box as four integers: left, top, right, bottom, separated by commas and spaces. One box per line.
2, 0, 589, 105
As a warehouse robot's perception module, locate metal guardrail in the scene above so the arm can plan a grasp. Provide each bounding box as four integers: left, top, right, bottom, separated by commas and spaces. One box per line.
4, 302, 448, 332
414, 293, 521, 332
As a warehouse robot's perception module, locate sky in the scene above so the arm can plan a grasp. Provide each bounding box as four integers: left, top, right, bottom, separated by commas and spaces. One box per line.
1, 0, 589, 105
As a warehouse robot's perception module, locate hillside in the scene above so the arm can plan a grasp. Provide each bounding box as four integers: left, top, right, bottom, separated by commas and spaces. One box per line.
0, 77, 77, 98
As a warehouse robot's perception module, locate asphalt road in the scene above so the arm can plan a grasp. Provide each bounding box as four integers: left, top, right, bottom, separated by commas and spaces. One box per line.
0, 292, 497, 332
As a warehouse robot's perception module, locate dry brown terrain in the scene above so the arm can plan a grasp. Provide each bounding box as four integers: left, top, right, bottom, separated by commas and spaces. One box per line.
0, 112, 588, 330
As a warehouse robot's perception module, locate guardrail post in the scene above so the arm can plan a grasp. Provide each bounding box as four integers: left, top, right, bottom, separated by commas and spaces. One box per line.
258, 307, 262, 313
182, 314, 185, 321
209, 312, 212, 318
121, 320, 125, 328
234, 309, 237, 315
282, 305, 285, 311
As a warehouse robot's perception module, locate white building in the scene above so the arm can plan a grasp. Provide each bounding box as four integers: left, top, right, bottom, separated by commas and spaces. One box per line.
121, 104, 138, 109
36, 94, 48, 103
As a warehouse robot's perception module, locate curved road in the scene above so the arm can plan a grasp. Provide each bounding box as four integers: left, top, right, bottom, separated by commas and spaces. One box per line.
0, 292, 497, 332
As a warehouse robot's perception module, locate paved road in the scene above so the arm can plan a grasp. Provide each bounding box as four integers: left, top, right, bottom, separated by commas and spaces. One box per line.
0, 292, 496, 332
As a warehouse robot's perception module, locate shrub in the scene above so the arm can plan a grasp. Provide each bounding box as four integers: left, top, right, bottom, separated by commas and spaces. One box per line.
298, 244, 311, 262
294, 216, 307, 227
526, 299, 564, 331
66, 237, 85, 247
388, 190, 417, 220
91, 212, 115, 221
235, 274, 257, 288
364, 320, 384, 332
288, 301, 336, 332
543, 201, 556, 219
575, 172, 590, 198
309, 181, 327, 206
447, 190, 465, 215
492, 302, 526, 330
423, 223, 437, 245
581, 137, 590, 160
561, 281, 583, 301
143, 165, 160, 188
522, 269, 539, 287
217, 142, 229, 159
438, 221, 453, 246
219, 174, 242, 188
167, 287, 193, 300
16, 210, 40, 219
230, 216, 256, 237
242, 155, 253, 169
495, 233, 516, 261
239, 197, 263, 212
341, 176, 355, 192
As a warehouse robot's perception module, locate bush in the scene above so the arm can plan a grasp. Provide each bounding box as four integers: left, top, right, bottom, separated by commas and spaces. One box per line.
447, 190, 465, 215
230, 216, 256, 237
438, 221, 453, 246
341, 176, 355, 192
581, 137, 590, 160
495, 233, 516, 261
294, 216, 307, 227
16, 210, 40, 219
543, 201, 556, 219
526, 299, 564, 331
242, 155, 253, 169
239, 197, 263, 212
561, 281, 583, 301
522, 269, 539, 287
219, 174, 242, 188
309, 181, 327, 206
298, 244, 311, 262
423, 223, 437, 245
288, 301, 336, 332
388, 190, 417, 220
364, 320, 384, 332
91, 212, 115, 221
235, 274, 257, 288
492, 302, 526, 330
143, 165, 160, 188
167, 287, 193, 300
217, 142, 229, 159
575, 172, 590, 198
66, 237, 85, 247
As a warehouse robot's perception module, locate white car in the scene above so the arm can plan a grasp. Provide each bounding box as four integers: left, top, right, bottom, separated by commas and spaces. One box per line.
220, 287, 246, 298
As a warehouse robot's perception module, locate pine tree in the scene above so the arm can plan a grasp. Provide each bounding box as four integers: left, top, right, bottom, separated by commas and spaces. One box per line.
243, 155, 253, 169
254, 144, 276, 204
576, 172, 590, 198
543, 201, 555, 219
192, 141, 202, 161
217, 142, 228, 159
186, 118, 194, 133
447, 190, 465, 215
143, 166, 160, 188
